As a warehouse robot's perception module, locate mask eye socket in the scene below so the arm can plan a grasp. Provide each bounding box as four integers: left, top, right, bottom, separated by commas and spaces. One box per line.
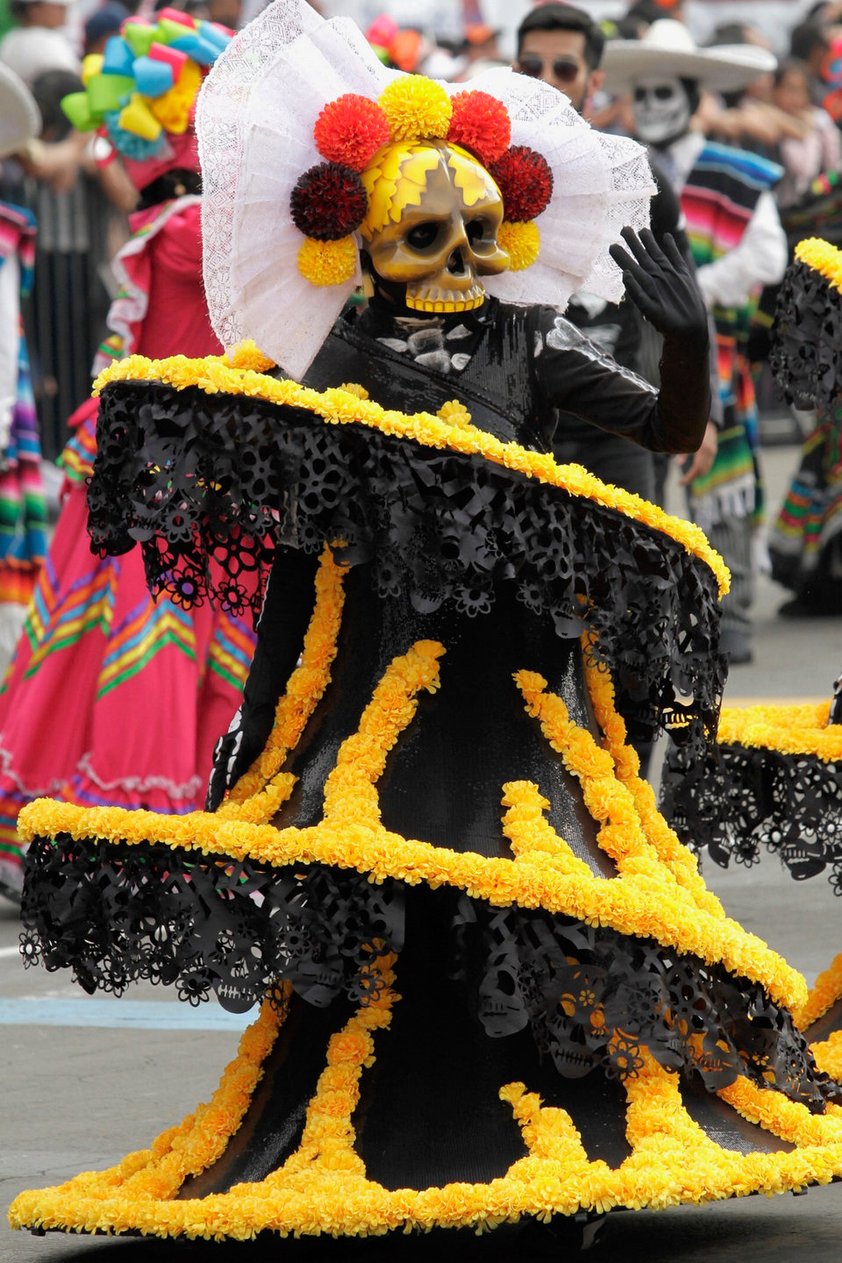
654, 85, 675, 101
466, 218, 497, 252
406, 222, 441, 251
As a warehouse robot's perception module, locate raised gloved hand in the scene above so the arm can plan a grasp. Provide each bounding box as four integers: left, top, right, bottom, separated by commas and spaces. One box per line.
609, 226, 709, 348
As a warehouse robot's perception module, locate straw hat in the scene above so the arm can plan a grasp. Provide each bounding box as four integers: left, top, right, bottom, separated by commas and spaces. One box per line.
602, 19, 776, 95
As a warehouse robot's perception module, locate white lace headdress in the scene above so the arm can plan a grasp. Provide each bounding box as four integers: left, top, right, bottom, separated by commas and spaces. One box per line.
197, 0, 655, 379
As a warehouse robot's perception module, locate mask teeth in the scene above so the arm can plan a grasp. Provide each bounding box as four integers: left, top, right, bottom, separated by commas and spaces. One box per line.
406, 284, 485, 313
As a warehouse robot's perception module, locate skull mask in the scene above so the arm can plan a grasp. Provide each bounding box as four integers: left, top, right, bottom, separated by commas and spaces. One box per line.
632, 76, 693, 148
361, 141, 510, 313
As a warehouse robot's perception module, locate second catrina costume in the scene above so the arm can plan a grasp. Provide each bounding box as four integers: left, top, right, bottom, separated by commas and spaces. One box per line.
661, 236, 842, 1079
663, 237, 842, 890
0, 14, 256, 902
11, 1, 842, 1244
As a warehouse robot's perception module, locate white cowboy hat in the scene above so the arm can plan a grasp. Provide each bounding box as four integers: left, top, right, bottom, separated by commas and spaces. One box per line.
0, 62, 41, 159
602, 20, 777, 95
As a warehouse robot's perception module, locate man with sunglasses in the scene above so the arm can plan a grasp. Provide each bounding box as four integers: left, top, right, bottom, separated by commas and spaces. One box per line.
513, 4, 716, 771
515, 3, 716, 510
516, 2, 605, 114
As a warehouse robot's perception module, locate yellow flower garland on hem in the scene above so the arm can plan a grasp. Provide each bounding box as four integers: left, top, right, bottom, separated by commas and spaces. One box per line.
8, 993, 285, 1216
14, 1028, 842, 1239
810, 1032, 842, 1082
715, 700, 841, 761
91, 353, 730, 597
796, 952, 842, 1029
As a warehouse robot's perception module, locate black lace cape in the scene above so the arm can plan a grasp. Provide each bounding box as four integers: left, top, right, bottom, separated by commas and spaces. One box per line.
661, 737, 842, 892
87, 376, 725, 747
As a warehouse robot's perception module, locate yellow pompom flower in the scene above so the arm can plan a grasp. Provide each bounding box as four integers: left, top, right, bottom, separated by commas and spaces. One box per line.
437, 399, 472, 429
226, 340, 276, 372
378, 76, 452, 143
297, 236, 358, 287
498, 220, 540, 271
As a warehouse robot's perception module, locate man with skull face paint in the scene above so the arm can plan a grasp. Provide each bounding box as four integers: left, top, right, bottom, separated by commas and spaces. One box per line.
516, 3, 718, 511
605, 21, 788, 665
21, 0, 842, 1246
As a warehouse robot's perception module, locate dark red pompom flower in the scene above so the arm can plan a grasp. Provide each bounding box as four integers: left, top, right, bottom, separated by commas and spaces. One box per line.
314, 94, 391, 172
290, 163, 368, 241
489, 145, 554, 222
447, 90, 511, 165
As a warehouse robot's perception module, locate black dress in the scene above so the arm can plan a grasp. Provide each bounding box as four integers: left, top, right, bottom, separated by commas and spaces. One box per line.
11, 301, 842, 1244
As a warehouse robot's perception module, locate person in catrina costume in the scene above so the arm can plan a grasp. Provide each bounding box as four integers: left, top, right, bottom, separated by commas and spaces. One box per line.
661, 240, 842, 1066
0, 12, 258, 904
10, 0, 842, 1246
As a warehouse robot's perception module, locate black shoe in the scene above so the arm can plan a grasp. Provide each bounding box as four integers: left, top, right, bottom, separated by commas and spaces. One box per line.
720, 629, 754, 665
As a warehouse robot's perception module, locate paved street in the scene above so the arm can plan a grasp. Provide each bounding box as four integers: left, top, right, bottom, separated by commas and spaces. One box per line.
1, 438, 841, 1262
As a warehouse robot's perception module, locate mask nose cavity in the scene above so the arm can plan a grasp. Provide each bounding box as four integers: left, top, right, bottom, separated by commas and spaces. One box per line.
448, 247, 466, 276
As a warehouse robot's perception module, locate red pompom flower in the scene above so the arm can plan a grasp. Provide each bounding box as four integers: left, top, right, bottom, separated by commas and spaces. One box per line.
290, 163, 368, 241
489, 146, 554, 222
447, 91, 511, 165
314, 94, 391, 172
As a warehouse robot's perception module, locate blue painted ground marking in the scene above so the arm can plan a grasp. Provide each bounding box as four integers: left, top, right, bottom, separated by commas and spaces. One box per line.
0, 998, 252, 1030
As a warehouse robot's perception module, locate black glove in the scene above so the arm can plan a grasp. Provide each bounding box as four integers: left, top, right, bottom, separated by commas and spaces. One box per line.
608, 227, 709, 349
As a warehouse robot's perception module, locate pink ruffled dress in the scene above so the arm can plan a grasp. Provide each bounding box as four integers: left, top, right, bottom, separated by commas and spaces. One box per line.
0, 199, 256, 899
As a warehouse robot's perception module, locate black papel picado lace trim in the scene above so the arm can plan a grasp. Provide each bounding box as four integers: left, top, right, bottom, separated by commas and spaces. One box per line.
20, 833, 833, 1109
87, 380, 725, 747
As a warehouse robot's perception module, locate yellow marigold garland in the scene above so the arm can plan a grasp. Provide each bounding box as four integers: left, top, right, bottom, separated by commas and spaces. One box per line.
796, 952, 842, 1029
500, 781, 592, 877
795, 237, 842, 293
8, 994, 284, 1225
271, 954, 397, 1181
218, 547, 346, 823
719, 1075, 842, 1148
225, 339, 276, 373
809, 1032, 842, 1082
92, 354, 730, 597
321, 640, 443, 827
437, 398, 472, 428
582, 645, 724, 918
14, 1049, 842, 1240
18, 636, 806, 1014
716, 700, 841, 761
